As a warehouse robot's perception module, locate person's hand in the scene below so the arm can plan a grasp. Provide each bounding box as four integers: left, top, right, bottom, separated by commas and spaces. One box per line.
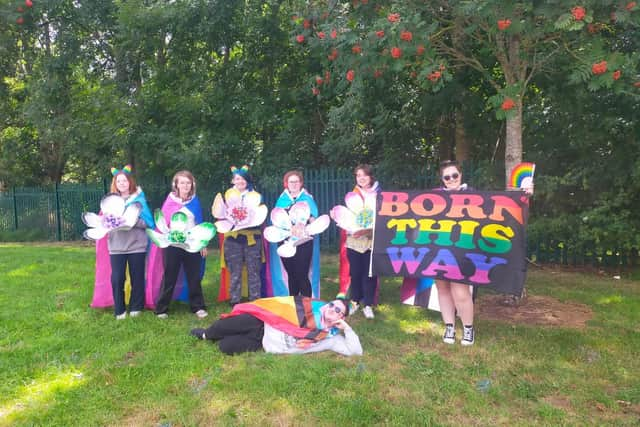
353, 229, 372, 238
200, 247, 208, 258
332, 319, 350, 330
295, 338, 314, 349
523, 184, 535, 195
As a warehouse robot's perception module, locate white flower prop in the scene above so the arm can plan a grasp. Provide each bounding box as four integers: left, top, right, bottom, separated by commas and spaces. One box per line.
146, 210, 216, 253
82, 194, 142, 240
330, 191, 376, 233
211, 188, 268, 233
264, 201, 330, 258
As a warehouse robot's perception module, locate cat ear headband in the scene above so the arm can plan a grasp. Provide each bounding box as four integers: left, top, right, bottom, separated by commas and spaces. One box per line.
230, 165, 250, 175
111, 165, 133, 176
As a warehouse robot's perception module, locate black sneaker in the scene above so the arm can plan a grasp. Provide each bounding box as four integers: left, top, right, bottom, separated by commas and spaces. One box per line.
190, 328, 206, 340
443, 324, 455, 344
461, 325, 475, 346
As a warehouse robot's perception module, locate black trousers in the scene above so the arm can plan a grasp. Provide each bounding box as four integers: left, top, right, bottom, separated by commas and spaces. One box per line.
281, 240, 313, 297
204, 314, 264, 355
347, 248, 377, 307
155, 246, 206, 314
110, 252, 146, 315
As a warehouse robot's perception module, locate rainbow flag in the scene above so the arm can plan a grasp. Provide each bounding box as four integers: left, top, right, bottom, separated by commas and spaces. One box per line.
509, 162, 536, 189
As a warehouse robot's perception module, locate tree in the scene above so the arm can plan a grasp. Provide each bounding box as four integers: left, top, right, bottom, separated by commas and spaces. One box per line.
296, 0, 640, 185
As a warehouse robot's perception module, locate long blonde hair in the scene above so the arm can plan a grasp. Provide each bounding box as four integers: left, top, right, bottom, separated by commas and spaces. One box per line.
172, 170, 196, 199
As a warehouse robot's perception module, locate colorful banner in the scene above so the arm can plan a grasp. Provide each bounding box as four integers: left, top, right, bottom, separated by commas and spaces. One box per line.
372, 190, 529, 296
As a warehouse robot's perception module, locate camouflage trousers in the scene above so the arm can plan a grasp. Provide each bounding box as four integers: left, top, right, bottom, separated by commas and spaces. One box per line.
224, 234, 262, 303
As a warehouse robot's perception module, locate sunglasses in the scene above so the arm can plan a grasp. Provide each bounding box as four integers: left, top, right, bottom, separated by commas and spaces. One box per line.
442, 173, 460, 181
328, 301, 344, 314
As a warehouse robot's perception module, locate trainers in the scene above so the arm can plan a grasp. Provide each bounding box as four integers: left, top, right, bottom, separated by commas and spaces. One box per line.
190, 328, 206, 340
195, 309, 208, 319
363, 306, 374, 319
443, 324, 455, 344
129, 311, 141, 318
156, 313, 168, 319
349, 301, 359, 316
461, 325, 475, 346
115, 313, 127, 320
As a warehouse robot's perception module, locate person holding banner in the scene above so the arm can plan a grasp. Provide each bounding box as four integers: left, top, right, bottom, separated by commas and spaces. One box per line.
268, 170, 322, 298
435, 160, 475, 345
345, 164, 380, 319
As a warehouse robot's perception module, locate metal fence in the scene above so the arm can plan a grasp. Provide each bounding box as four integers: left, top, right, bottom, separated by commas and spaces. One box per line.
1, 167, 637, 267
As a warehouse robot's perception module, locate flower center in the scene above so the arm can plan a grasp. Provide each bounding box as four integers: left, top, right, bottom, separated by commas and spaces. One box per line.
103, 214, 124, 229
230, 206, 249, 223
355, 208, 373, 229
169, 230, 187, 243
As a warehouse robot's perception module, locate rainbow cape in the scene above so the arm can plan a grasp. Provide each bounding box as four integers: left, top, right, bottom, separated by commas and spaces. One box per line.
145, 193, 206, 309
224, 296, 337, 341
268, 189, 322, 298
90, 188, 155, 309
510, 162, 536, 189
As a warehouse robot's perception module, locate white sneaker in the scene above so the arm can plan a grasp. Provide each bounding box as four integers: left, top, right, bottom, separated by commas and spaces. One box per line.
156, 313, 168, 319
363, 306, 374, 319
461, 325, 475, 346
129, 311, 141, 318
115, 313, 126, 320
195, 309, 208, 319
443, 324, 455, 344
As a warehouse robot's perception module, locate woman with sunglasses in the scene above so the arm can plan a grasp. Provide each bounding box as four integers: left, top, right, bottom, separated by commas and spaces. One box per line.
436, 160, 475, 345
189, 297, 362, 356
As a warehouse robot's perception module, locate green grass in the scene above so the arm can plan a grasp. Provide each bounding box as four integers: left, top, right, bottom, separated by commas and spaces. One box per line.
1, 243, 639, 426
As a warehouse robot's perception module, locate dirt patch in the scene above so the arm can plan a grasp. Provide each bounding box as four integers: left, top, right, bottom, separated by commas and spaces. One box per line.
476, 295, 592, 328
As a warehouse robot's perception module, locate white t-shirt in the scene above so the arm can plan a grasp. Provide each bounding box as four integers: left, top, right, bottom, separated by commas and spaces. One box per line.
262, 324, 363, 356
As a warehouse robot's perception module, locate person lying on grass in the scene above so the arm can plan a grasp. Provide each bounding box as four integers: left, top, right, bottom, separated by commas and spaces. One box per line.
190, 296, 363, 356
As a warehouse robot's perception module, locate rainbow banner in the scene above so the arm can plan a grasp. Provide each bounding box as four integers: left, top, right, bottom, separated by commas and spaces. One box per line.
510, 162, 535, 189
372, 190, 529, 296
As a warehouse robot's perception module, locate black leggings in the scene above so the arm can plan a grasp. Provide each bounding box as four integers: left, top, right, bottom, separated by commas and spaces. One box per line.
281, 240, 313, 297
204, 314, 264, 355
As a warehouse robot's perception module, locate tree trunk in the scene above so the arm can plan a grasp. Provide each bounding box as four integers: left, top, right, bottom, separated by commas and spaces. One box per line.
504, 99, 523, 188
454, 109, 469, 162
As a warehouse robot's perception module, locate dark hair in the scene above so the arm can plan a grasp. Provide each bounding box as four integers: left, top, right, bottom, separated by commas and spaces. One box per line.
439, 160, 461, 176
334, 297, 350, 317
354, 164, 375, 184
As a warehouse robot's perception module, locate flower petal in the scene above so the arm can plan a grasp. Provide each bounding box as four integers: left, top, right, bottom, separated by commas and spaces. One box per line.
121, 203, 142, 228
242, 191, 262, 208
146, 229, 170, 248
84, 227, 109, 241
100, 194, 126, 216
306, 214, 330, 236
330, 205, 357, 232
82, 212, 101, 228
211, 193, 226, 219
154, 209, 170, 234
264, 225, 291, 243
289, 201, 311, 224
270, 208, 291, 230
344, 191, 364, 213
215, 219, 234, 234
184, 223, 216, 252
277, 241, 297, 258
245, 205, 268, 229
170, 212, 189, 232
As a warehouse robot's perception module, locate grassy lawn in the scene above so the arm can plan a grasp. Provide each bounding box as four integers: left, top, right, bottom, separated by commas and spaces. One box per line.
1, 243, 639, 426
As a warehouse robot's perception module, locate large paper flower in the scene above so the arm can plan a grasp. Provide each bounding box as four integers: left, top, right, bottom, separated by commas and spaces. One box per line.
263, 201, 330, 258
82, 194, 142, 240
330, 191, 376, 233
146, 210, 216, 253
211, 188, 268, 233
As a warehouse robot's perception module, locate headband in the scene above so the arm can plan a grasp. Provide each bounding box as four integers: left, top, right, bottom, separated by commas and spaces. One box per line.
111, 165, 132, 176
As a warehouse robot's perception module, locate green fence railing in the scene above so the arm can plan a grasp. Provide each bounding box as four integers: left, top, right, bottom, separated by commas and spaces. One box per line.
1, 167, 637, 267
